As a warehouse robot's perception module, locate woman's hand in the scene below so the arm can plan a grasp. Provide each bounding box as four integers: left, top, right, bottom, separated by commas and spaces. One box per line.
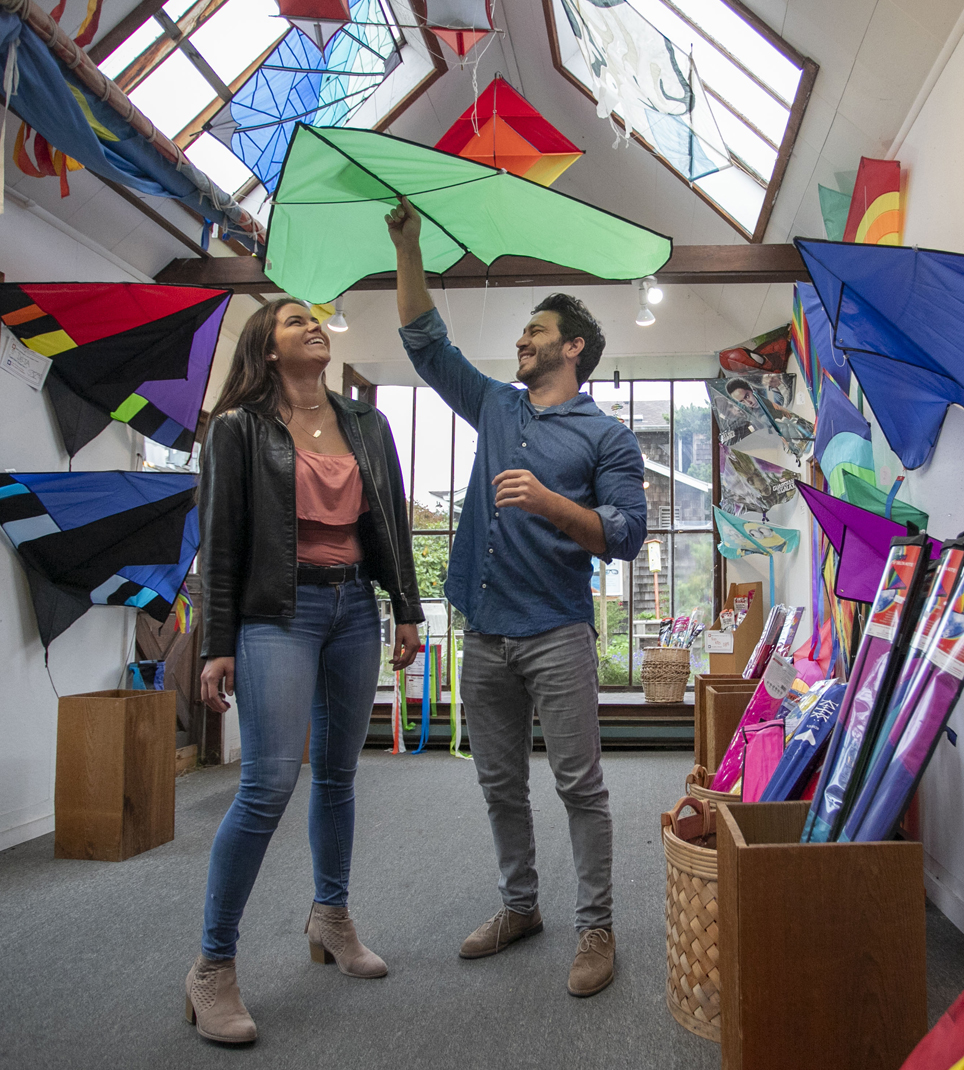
200, 656, 235, 713
392, 623, 421, 671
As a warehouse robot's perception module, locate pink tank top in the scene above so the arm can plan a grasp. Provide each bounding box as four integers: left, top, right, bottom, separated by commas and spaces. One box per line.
295, 448, 369, 566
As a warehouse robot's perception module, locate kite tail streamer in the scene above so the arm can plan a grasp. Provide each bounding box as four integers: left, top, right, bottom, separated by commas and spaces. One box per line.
449, 628, 471, 759
809, 523, 823, 661
400, 658, 414, 730
174, 582, 193, 634
391, 670, 406, 754
884, 474, 904, 520
413, 632, 431, 754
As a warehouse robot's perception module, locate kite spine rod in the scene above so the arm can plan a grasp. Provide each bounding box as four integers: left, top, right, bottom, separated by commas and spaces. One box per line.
0, 0, 267, 246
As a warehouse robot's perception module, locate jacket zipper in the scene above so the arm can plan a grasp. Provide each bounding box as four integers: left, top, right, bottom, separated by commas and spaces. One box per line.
352, 411, 407, 604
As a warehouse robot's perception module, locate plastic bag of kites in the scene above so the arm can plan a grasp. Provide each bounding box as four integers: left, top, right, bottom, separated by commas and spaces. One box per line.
898, 988, 964, 1070
802, 531, 932, 843
760, 681, 847, 801
741, 718, 786, 802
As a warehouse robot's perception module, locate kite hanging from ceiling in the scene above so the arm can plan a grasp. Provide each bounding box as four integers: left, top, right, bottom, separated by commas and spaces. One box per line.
265, 124, 672, 303
0, 283, 229, 458
0, 471, 199, 648
423, 0, 495, 59
435, 75, 583, 186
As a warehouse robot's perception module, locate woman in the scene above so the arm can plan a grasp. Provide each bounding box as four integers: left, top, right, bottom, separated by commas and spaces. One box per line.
186, 298, 423, 1044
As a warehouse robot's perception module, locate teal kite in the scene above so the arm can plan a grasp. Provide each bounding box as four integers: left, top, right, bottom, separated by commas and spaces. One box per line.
265, 125, 673, 302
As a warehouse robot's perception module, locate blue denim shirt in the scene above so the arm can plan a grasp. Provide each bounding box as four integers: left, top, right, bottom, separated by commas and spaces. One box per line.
399, 308, 648, 637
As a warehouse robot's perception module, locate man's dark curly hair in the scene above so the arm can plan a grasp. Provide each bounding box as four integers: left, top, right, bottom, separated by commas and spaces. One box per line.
531, 293, 605, 385
725, 377, 752, 395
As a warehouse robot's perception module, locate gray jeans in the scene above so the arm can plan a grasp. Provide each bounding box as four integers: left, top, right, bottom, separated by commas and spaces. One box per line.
461, 623, 613, 931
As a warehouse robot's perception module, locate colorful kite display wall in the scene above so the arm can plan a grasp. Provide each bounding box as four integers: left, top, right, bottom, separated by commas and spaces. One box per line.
435, 75, 583, 186
0, 471, 199, 648
0, 283, 229, 457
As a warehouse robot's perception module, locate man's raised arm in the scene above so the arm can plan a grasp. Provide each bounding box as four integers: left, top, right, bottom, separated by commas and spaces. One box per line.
386, 198, 435, 327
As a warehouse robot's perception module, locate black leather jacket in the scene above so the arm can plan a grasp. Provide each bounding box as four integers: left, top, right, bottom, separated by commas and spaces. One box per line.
198, 392, 423, 658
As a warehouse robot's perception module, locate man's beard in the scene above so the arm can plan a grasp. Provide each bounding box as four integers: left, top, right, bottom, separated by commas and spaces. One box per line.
516, 338, 566, 386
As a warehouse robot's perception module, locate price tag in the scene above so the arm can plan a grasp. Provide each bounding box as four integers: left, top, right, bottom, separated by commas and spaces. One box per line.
763, 653, 796, 699
704, 630, 734, 654
0, 327, 51, 391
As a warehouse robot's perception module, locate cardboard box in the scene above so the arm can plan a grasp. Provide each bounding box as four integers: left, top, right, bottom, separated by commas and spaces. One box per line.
55, 690, 175, 861
704, 685, 758, 772
717, 801, 927, 1070
706, 582, 764, 675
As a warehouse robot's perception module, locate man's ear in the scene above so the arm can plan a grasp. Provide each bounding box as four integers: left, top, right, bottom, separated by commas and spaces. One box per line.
565, 337, 586, 363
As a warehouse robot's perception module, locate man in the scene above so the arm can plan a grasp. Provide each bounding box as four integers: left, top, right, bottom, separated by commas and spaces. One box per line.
386, 198, 647, 997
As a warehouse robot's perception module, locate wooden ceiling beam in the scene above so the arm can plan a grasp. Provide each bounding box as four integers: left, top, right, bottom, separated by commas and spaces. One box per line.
155, 243, 809, 293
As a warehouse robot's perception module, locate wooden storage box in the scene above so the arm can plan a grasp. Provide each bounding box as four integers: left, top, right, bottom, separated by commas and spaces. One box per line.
705, 582, 764, 675
717, 801, 927, 1070
694, 674, 757, 768
704, 685, 757, 773
55, 689, 176, 862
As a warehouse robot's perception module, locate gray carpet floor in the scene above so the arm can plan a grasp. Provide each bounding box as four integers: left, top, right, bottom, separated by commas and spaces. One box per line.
2, 749, 963, 1070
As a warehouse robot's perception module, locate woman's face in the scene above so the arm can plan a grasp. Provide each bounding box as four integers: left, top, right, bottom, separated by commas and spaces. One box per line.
271, 302, 331, 373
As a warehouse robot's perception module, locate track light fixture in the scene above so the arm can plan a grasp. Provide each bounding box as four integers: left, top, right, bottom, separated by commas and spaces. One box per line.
634, 276, 661, 327
328, 295, 348, 332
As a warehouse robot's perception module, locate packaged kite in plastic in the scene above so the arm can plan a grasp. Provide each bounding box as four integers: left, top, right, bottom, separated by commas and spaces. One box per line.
741, 718, 786, 802
840, 536, 964, 841
710, 653, 800, 792
801, 532, 932, 843
744, 604, 787, 679
849, 562, 964, 841
760, 681, 847, 802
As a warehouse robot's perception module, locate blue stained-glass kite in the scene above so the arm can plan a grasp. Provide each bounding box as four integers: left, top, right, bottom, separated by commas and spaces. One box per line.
207, 0, 402, 194
0, 472, 199, 648
0, 283, 230, 457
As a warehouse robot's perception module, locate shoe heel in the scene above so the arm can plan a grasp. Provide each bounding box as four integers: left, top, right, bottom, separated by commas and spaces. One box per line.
185, 996, 197, 1024
309, 941, 335, 965
527, 921, 544, 937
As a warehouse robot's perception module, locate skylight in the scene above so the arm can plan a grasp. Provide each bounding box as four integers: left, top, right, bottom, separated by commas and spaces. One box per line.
97, 0, 441, 199
546, 0, 816, 240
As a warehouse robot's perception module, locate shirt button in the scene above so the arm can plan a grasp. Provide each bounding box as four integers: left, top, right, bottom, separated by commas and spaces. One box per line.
521, 442, 527, 447
481, 583, 487, 589
488, 548, 494, 553
494, 511, 499, 518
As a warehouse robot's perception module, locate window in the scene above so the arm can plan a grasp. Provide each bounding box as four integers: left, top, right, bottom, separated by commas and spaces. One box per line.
97, 0, 441, 199
544, 0, 817, 240
375, 377, 719, 692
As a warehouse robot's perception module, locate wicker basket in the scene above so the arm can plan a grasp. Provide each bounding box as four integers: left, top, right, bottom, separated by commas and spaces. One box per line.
640, 647, 691, 702
661, 796, 721, 1043
685, 764, 741, 809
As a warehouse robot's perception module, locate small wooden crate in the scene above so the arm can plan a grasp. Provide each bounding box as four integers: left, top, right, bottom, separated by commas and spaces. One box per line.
694, 674, 757, 768
55, 690, 175, 861
717, 801, 927, 1070
704, 686, 757, 773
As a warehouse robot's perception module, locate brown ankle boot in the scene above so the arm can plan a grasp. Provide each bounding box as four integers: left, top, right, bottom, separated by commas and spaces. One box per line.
305, 903, 388, 978
567, 927, 616, 997
185, 955, 258, 1043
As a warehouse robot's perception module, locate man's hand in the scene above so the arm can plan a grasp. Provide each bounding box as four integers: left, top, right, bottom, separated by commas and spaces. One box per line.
387, 197, 434, 325
385, 196, 421, 250
392, 623, 421, 671
200, 656, 235, 714
492, 468, 608, 555
492, 469, 556, 516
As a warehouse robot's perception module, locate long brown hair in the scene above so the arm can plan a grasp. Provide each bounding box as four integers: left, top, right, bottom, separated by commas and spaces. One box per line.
210, 297, 310, 420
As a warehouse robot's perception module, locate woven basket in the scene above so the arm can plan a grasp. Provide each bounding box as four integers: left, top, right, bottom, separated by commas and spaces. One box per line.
661, 796, 721, 1043
685, 764, 741, 809
640, 647, 691, 702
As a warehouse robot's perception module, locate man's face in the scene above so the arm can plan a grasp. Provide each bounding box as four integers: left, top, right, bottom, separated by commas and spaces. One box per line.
729, 387, 757, 407
515, 311, 569, 387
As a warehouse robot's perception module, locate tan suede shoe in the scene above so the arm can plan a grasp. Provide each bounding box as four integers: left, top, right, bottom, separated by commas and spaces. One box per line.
185, 955, 258, 1043
305, 903, 388, 977
567, 927, 615, 997
459, 905, 544, 959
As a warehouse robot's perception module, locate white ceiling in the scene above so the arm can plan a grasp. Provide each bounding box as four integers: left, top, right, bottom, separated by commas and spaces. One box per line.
5, 0, 964, 385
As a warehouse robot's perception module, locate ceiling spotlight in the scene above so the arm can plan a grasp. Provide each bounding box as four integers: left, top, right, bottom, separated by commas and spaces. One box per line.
643, 275, 663, 304
328, 295, 348, 332
634, 277, 657, 327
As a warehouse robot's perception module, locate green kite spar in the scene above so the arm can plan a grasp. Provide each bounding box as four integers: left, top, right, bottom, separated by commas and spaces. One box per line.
265, 125, 673, 302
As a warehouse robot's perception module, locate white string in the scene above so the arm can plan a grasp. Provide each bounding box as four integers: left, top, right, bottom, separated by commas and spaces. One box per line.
442, 285, 456, 339
477, 277, 488, 351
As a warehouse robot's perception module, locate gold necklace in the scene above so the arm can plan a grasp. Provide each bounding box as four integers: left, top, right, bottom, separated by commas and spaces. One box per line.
291, 402, 334, 440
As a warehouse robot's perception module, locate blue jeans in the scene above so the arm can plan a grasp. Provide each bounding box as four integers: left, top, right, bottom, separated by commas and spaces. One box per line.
460, 624, 613, 931
202, 579, 382, 960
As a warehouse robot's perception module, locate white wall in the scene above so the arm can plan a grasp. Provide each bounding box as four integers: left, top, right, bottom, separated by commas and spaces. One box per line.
0, 202, 144, 850
875, 30, 964, 931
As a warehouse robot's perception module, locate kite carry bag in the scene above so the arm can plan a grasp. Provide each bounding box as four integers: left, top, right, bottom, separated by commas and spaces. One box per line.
661, 796, 721, 1043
